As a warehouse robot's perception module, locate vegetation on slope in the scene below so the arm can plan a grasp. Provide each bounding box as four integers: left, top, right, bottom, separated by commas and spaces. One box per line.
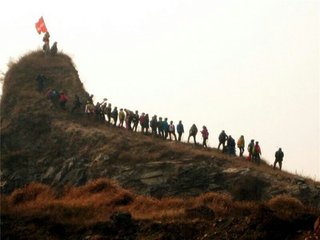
1, 179, 319, 239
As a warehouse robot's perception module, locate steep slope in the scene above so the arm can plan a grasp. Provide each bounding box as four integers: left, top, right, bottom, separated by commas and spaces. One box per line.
1, 51, 320, 209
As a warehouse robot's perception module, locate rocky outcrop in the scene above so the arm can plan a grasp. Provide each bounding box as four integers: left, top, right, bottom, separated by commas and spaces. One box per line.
1, 51, 319, 209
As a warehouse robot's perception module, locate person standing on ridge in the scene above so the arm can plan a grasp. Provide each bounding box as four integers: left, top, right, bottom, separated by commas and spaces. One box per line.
163, 118, 169, 139
176, 120, 184, 142
158, 117, 164, 138
201, 126, 209, 148
59, 91, 68, 110
150, 115, 158, 136
139, 113, 146, 133
118, 108, 125, 127
111, 107, 118, 126
71, 94, 81, 113
237, 135, 245, 157
42, 32, 50, 55
252, 141, 261, 165
168, 121, 177, 141
36, 74, 46, 92
105, 103, 112, 123
132, 110, 139, 132
144, 114, 150, 134
274, 148, 284, 170
227, 135, 236, 156
247, 139, 255, 161
50, 42, 58, 55
218, 130, 228, 152
188, 124, 198, 145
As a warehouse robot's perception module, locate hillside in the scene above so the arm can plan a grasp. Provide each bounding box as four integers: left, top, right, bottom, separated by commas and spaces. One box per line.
1, 51, 320, 239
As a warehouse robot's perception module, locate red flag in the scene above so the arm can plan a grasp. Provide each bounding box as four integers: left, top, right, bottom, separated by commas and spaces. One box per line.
35, 17, 47, 34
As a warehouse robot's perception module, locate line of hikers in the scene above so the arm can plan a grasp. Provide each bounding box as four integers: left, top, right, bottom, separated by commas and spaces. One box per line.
37, 77, 284, 171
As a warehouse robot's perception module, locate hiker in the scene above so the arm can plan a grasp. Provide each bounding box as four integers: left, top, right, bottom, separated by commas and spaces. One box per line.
111, 107, 118, 126
132, 110, 139, 132
176, 120, 184, 142
105, 103, 112, 123
247, 139, 255, 161
237, 135, 245, 157
139, 113, 146, 133
227, 135, 236, 156
85, 101, 95, 115
42, 32, 50, 55
144, 114, 150, 134
36, 74, 46, 92
252, 141, 261, 165
100, 102, 107, 121
71, 94, 82, 113
188, 124, 198, 145
95, 102, 103, 120
163, 118, 169, 139
124, 109, 133, 130
168, 121, 177, 141
201, 126, 209, 148
158, 117, 164, 137
46, 88, 59, 105
150, 115, 158, 136
274, 148, 284, 170
50, 42, 58, 55
59, 91, 68, 110
87, 94, 94, 104
218, 130, 228, 152
118, 108, 125, 127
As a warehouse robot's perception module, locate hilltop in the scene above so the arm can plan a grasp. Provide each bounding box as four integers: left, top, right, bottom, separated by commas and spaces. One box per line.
1, 51, 319, 239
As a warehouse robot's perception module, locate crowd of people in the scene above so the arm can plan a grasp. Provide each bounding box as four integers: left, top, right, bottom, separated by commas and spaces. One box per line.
36, 74, 285, 171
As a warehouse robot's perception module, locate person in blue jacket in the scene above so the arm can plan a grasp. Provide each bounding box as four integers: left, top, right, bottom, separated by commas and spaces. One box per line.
176, 120, 184, 142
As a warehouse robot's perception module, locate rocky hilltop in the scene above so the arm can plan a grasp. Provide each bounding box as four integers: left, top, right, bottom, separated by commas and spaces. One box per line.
1, 51, 320, 240
1, 51, 320, 208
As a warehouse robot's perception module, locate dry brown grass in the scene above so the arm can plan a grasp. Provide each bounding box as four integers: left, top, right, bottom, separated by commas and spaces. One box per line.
267, 194, 305, 219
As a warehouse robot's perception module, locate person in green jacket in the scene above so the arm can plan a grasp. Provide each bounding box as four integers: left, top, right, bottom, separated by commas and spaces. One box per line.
188, 124, 198, 145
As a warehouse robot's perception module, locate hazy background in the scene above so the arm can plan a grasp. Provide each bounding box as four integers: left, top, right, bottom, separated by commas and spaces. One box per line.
0, 0, 319, 180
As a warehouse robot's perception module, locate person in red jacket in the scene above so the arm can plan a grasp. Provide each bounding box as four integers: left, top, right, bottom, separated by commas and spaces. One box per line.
252, 141, 261, 165
201, 126, 209, 148
59, 91, 68, 110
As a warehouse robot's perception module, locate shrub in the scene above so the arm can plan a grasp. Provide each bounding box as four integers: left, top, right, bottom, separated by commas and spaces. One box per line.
9, 182, 55, 205
267, 195, 305, 219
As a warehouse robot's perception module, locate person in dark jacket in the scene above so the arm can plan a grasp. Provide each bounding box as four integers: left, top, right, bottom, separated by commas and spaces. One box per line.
247, 139, 255, 161
150, 115, 158, 136
227, 135, 236, 156
218, 130, 228, 151
111, 107, 118, 126
188, 124, 198, 145
71, 94, 81, 113
162, 118, 169, 139
176, 120, 184, 142
274, 148, 284, 170
158, 117, 164, 138
105, 103, 112, 123
50, 42, 58, 55
36, 74, 46, 92
144, 114, 150, 134
132, 110, 139, 132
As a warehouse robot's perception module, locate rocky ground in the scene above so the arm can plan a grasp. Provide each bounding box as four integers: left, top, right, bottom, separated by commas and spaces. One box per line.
1, 51, 319, 239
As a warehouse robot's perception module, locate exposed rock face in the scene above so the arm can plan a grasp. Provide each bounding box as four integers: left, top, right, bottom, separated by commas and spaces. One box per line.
1, 51, 320, 209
